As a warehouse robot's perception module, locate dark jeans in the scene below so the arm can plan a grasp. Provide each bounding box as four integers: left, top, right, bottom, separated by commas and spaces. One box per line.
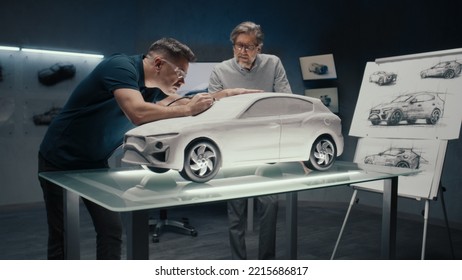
38, 153, 122, 260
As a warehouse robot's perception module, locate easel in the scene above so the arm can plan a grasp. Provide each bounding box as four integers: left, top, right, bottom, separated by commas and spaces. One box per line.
330, 182, 455, 260
333, 47, 462, 259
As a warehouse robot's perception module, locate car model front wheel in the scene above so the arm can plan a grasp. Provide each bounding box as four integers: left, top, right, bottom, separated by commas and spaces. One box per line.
303, 136, 337, 171
179, 140, 221, 183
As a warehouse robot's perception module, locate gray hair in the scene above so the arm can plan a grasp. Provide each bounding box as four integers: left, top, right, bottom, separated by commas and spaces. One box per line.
230, 21, 264, 46
148, 38, 196, 62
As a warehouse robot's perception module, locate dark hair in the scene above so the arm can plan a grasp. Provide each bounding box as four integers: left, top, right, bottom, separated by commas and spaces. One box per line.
148, 38, 196, 62
230, 21, 264, 46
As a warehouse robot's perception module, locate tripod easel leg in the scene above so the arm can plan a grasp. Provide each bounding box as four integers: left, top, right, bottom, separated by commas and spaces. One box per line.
421, 200, 429, 260
439, 185, 455, 259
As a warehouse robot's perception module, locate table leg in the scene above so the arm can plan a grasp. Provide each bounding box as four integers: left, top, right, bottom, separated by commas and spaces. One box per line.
64, 189, 80, 260
126, 210, 150, 260
286, 192, 298, 260
381, 176, 398, 259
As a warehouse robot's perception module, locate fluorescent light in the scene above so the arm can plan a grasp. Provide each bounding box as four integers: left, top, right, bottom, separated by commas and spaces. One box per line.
21, 48, 104, 59
0, 46, 20, 51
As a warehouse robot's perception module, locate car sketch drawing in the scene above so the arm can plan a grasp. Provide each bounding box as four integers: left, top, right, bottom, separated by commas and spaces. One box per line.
364, 147, 428, 169
368, 92, 445, 126
309, 63, 328, 75
369, 71, 397, 85
420, 61, 461, 79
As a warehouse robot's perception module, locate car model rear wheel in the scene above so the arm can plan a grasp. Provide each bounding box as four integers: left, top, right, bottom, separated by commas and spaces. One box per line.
426, 108, 441, 124
179, 140, 221, 183
303, 136, 336, 171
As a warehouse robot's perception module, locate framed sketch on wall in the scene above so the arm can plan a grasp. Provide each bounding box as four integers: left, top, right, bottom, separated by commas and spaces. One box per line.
305, 87, 339, 113
299, 54, 337, 80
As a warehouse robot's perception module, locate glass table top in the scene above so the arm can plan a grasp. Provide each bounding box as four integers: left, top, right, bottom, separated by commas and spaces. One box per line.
39, 161, 420, 212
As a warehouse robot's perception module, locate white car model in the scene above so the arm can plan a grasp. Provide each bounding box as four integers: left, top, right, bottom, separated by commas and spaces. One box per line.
122, 92, 344, 182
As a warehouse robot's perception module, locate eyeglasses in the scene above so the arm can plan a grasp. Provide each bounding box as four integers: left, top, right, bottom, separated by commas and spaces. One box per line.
233, 43, 257, 52
147, 55, 187, 79
162, 59, 187, 80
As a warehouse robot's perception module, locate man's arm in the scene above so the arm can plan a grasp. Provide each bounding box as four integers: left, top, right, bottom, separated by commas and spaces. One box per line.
114, 88, 213, 125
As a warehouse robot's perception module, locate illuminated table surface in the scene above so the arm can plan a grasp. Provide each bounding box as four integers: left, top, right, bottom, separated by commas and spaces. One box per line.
39, 161, 419, 260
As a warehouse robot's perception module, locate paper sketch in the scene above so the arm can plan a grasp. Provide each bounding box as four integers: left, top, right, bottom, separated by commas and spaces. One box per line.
354, 138, 446, 200
305, 87, 339, 113
349, 51, 462, 140
299, 54, 337, 80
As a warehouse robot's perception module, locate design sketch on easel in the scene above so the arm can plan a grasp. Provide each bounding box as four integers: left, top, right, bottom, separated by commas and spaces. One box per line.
420, 60, 461, 79
354, 138, 444, 199
369, 71, 397, 86
363, 147, 428, 170
368, 91, 445, 126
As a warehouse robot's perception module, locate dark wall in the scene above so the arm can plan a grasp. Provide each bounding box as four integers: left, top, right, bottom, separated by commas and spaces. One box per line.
1, 0, 462, 223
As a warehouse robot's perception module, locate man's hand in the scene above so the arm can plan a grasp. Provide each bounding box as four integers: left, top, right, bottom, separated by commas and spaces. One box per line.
187, 93, 215, 116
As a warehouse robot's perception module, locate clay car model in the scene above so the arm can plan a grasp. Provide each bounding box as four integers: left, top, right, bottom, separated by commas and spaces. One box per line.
309, 63, 328, 75
368, 91, 444, 126
420, 61, 461, 79
38, 63, 76, 86
122, 92, 344, 183
364, 148, 425, 169
369, 71, 397, 85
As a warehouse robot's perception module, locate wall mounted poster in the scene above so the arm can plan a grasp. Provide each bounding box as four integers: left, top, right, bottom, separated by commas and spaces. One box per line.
349, 48, 462, 140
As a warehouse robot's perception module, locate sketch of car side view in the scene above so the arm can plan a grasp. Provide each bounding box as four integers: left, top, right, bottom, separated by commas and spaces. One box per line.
420, 61, 462, 79
369, 71, 397, 85
122, 92, 344, 183
364, 148, 427, 169
309, 63, 328, 75
368, 91, 445, 126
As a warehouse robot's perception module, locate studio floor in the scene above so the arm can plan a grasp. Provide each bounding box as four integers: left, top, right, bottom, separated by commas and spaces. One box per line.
1, 199, 461, 260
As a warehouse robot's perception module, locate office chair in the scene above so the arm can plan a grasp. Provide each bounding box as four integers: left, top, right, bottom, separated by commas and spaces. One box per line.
149, 209, 198, 243
109, 147, 198, 243
133, 169, 198, 243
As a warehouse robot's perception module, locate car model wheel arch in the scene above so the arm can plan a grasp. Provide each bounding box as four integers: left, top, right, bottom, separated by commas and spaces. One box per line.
179, 138, 222, 183
303, 135, 337, 171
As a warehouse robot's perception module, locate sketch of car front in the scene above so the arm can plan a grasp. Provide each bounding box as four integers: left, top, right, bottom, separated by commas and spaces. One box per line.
368, 91, 445, 126
369, 71, 397, 85
364, 148, 425, 169
309, 63, 328, 75
420, 61, 462, 79
122, 92, 344, 183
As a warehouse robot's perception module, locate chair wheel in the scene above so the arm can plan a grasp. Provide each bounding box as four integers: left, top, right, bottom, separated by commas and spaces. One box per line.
191, 230, 198, 237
